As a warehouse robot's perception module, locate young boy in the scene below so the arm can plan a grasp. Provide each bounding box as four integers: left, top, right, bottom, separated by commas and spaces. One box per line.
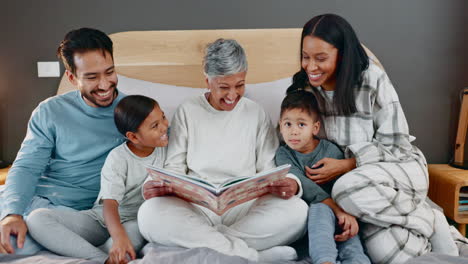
275, 90, 370, 264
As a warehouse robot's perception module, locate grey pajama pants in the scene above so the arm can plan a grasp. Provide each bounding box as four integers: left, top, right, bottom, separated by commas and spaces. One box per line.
332, 158, 458, 264
26, 208, 145, 263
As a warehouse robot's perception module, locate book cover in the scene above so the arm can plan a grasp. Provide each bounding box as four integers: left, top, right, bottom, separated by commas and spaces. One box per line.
146, 164, 291, 215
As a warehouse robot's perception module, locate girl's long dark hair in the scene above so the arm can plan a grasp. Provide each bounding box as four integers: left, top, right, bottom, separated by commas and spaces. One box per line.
288, 14, 369, 115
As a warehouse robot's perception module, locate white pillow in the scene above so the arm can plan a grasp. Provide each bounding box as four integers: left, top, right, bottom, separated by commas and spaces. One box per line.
245, 77, 291, 125
117, 74, 204, 121
117, 74, 291, 125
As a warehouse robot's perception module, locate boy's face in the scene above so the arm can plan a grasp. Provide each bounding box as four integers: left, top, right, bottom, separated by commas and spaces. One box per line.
279, 108, 320, 154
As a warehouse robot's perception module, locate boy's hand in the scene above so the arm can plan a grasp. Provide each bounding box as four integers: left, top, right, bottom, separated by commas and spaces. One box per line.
267, 178, 298, 199
106, 235, 136, 264
334, 211, 359, 242
142, 180, 173, 200
305, 158, 356, 184
0, 214, 27, 254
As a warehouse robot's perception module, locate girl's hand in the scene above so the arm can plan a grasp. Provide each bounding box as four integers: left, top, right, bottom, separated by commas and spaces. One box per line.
267, 178, 298, 199
334, 211, 359, 242
305, 158, 356, 184
142, 180, 173, 200
106, 235, 136, 264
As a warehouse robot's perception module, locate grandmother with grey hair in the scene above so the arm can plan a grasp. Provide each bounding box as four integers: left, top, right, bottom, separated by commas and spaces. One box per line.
137, 39, 308, 262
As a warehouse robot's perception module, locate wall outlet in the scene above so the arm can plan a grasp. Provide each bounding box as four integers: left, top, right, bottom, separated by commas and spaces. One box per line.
37, 61, 60, 77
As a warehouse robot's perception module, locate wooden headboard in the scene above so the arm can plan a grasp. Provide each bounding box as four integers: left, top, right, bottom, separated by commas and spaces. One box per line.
57, 28, 382, 95
57, 28, 302, 94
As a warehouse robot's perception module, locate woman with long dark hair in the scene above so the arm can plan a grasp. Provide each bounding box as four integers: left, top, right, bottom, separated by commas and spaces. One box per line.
289, 14, 458, 264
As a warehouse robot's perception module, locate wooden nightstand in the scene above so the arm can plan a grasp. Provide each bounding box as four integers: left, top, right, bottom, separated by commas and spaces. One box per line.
0, 165, 10, 185
428, 164, 468, 235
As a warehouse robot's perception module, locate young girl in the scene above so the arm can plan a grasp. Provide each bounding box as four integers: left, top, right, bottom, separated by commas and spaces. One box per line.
27, 95, 168, 264
288, 14, 458, 263
276, 90, 370, 264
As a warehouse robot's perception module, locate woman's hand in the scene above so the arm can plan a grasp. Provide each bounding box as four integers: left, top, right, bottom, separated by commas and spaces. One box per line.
106, 235, 136, 264
142, 180, 173, 200
267, 178, 298, 199
305, 158, 356, 184
334, 211, 359, 242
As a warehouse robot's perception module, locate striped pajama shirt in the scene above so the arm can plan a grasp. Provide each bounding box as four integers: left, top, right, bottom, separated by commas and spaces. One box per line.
308, 62, 452, 263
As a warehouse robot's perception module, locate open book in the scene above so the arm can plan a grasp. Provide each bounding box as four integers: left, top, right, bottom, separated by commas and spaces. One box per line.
146, 164, 291, 215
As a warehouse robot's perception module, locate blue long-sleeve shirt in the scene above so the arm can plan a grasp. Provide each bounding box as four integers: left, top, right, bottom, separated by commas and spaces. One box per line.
275, 139, 344, 205
2, 90, 126, 218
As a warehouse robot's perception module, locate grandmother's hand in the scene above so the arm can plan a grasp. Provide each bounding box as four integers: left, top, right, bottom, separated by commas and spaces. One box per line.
267, 178, 298, 199
305, 158, 356, 184
142, 180, 173, 200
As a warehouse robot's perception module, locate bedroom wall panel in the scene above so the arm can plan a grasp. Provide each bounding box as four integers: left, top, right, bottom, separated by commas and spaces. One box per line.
1, 0, 467, 164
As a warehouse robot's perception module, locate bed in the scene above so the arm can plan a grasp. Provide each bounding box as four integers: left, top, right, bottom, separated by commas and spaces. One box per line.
2, 28, 467, 264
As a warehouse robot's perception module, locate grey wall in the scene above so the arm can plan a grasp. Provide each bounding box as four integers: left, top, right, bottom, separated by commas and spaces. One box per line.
1, 0, 467, 163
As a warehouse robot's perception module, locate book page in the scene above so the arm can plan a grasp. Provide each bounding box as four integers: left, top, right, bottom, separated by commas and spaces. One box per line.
146, 166, 218, 192
146, 164, 291, 215
215, 165, 291, 215
219, 164, 291, 191
147, 168, 219, 212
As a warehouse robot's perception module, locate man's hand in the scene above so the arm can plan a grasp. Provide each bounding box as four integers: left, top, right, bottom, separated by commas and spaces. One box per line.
267, 178, 298, 199
0, 214, 27, 254
142, 180, 173, 200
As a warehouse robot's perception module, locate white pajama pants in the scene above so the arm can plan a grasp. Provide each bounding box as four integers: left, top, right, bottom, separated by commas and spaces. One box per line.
332, 159, 458, 264
137, 194, 308, 261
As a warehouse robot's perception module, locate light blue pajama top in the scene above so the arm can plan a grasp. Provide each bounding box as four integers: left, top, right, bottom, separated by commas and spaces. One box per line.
2, 90, 126, 218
